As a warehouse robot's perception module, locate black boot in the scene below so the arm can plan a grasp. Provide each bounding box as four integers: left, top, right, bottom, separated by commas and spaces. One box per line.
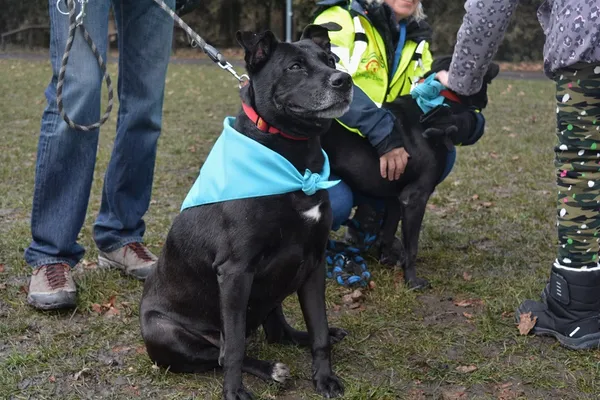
515, 268, 600, 350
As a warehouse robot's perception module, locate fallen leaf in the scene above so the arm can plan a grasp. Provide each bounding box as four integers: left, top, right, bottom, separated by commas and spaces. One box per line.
104, 307, 120, 318
349, 302, 360, 309
49, 376, 56, 383
111, 346, 132, 354
341, 294, 353, 304
91, 303, 103, 313
350, 289, 363, 301
489, 152, 499, 159
103, 295, 117, 309
462, 312, 474, 319
135, 345, 147, 355
456, 365, 477, 373
517, 312, 537, 335
332, 304, 341, 312
0, 264, 5, 273
508, 133, 517, 138
472, 194, 479, 200
73, 367, 90, 381
502, 311, 514, 318
19, 285, 28, 295
512, 156, 520, 160
462, 272, 472, 281
454, 299, 483, 307
482, 201, 494, 208
368, 281, 376, 290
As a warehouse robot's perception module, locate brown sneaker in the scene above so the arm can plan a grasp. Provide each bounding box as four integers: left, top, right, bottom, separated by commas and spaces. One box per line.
27, 263, 77, 310
98, 242, 157, 280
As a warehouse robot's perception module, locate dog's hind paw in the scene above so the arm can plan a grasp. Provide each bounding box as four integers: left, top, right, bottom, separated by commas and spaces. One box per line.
271, 362, 290, 383
314, 373, 344, 398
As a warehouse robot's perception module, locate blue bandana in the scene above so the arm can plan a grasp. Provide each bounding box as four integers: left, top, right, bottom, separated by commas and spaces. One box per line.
410, 73, 448, 114
181, 117, 340, 211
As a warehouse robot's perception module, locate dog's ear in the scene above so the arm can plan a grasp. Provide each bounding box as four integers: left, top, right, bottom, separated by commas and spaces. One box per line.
485, 62, 500, 83
300, 22, 342, 52
235, 30, 278, 73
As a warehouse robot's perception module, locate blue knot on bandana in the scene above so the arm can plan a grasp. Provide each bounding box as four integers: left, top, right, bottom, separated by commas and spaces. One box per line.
410, 74, 448, 114
302, 169, 327, 196
181, 117, 340, 211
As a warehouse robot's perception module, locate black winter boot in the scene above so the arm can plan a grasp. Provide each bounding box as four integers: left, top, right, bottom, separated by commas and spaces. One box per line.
515, 268, 600, 350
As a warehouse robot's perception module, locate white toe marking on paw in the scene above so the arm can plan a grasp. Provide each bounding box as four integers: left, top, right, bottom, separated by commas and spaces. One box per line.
272, 362, 290, 383
303, 203, 322, 222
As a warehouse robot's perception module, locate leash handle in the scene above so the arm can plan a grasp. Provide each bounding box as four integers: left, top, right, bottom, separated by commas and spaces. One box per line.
56, 0, 114, 132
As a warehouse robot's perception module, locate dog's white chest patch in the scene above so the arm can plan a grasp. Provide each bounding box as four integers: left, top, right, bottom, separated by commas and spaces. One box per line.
302, 203, 322, 222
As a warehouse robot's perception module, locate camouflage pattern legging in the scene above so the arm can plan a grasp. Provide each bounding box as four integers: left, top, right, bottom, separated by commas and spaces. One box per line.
556, 63, 600, 270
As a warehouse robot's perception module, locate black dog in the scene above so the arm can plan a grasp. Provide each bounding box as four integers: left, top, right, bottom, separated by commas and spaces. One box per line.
140, 24, 351, 400
322, 57, 500, 289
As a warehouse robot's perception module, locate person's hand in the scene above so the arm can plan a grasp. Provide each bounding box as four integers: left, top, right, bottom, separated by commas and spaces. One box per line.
435, 70, 449, 87
379, 147, 410, 181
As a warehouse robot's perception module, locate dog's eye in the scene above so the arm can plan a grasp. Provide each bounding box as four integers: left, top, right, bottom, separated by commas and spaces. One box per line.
328, 56, 336, 68
288, 63, 301, 71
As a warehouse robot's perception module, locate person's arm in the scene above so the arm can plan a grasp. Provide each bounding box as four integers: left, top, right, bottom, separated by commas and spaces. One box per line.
314, 6, 409, 179
443, 0, 519, 96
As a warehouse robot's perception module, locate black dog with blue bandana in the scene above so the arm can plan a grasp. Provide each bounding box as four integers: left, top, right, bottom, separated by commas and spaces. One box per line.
140, 24, 351, 400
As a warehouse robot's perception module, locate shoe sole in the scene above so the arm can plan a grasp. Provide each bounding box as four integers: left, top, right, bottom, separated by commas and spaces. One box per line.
27, 293, 76, 311
98, 256, 150, 281
515, 305, 600, 350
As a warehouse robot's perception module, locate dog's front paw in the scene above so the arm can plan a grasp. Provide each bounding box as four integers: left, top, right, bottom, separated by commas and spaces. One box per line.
406, 277, 430, 291
223, 386, 254, 400
378, 250, 400, 268
329, 327, 348, 345
314, 373, 344, 398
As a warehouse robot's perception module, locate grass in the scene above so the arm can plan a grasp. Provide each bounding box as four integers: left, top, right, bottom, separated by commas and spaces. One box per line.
1, 57, 599, 400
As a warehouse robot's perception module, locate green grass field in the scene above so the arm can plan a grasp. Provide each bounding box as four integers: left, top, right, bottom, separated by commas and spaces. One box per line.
1, 58, 599, 399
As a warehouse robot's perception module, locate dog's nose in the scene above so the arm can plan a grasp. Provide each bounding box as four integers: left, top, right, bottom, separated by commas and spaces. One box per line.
329, 72, 352, 89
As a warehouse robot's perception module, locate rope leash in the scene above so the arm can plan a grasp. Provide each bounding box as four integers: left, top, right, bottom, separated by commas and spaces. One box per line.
56, 0, 247, 131
57, 0, 113, 132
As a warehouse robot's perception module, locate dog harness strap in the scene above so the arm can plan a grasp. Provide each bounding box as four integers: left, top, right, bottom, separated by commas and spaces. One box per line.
241, 102, 308, 141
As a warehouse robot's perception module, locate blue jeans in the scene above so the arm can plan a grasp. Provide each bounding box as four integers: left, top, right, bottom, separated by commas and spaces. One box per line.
327, 175, 384, 231
24, 0, 174, 268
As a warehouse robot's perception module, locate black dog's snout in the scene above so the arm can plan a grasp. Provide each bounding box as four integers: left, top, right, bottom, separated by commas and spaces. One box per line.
329, 72, 352, 89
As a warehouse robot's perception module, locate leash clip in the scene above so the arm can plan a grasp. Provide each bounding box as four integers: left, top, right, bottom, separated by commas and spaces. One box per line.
75, 0, 88, 26
218, 61, 249, 88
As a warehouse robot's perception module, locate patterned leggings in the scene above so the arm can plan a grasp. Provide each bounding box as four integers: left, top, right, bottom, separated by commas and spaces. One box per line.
555, 62, 600, 270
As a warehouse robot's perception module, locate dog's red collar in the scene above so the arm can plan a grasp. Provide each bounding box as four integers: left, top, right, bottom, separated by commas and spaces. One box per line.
241, 102, 308, 141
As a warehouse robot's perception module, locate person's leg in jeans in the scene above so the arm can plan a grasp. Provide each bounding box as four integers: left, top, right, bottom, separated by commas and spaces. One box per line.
24, 0, 111, 310
328, 175, 355, 231
516, 62, 600, 349
94, 0, 174, 280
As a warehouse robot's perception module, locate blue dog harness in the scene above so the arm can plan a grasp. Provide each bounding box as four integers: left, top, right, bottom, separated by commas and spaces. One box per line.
181, 117, 340, 211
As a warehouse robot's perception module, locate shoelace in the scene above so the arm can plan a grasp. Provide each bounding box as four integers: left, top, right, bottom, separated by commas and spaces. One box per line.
126, 242, 153, 262
42, 263, 69, 289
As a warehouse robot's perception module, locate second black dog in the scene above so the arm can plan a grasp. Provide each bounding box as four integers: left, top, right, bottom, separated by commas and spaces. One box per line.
322, 57, 500, 289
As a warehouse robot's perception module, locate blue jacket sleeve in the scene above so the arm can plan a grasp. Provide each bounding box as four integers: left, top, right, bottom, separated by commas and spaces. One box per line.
337, 84, 403, 155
